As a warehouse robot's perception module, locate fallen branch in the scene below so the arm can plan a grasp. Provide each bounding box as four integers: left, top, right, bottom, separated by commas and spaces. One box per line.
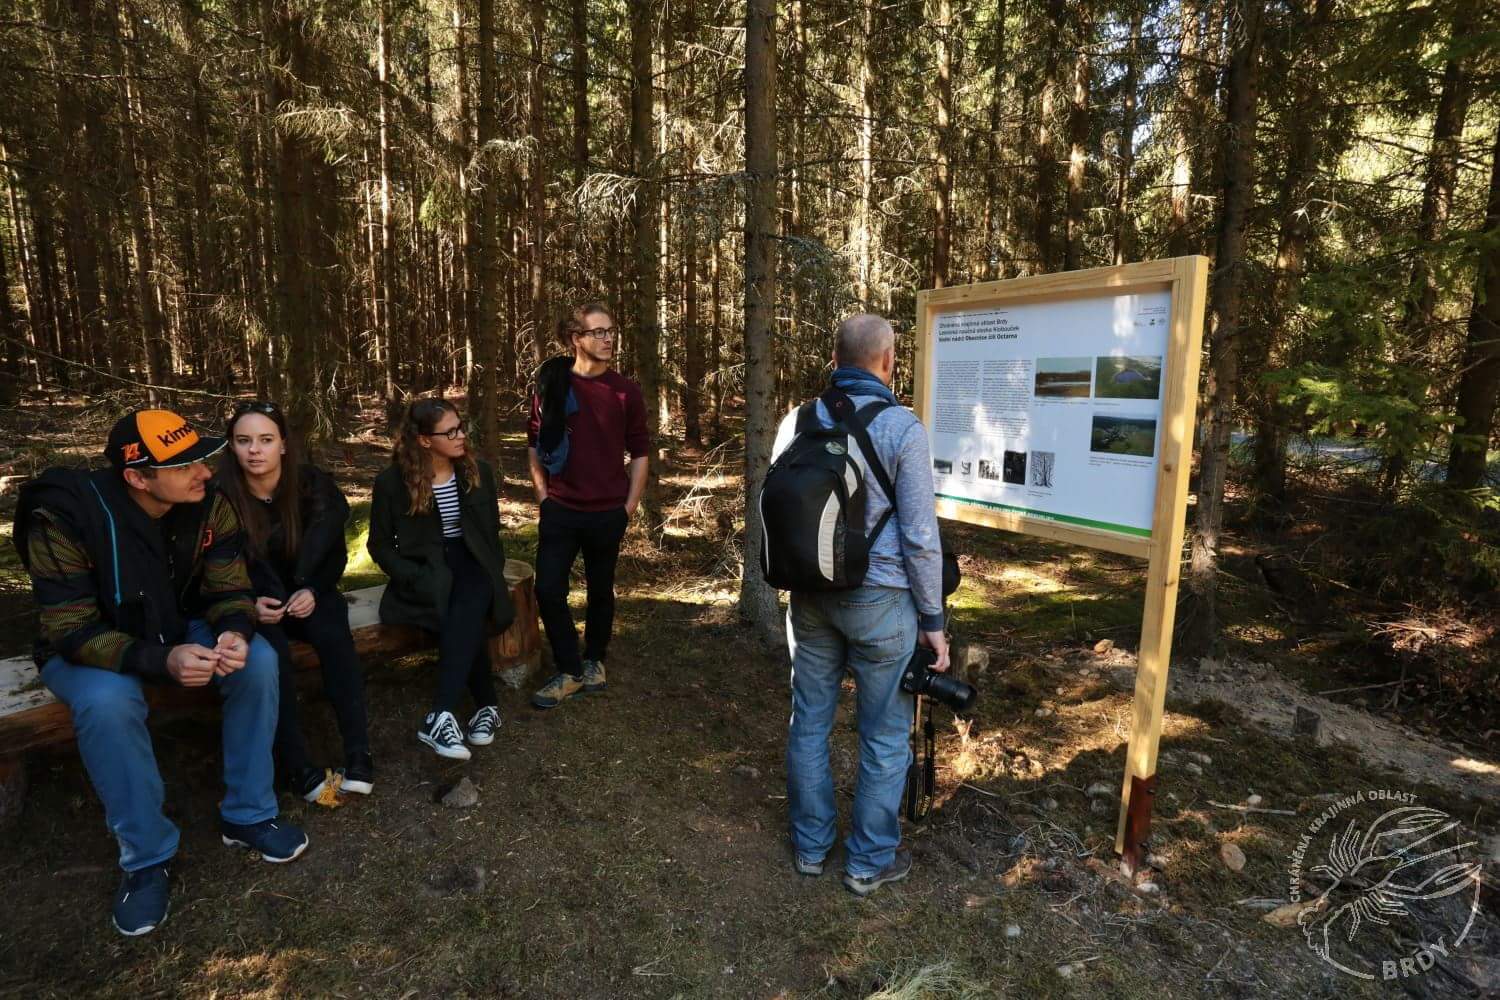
1317, 678, 1409, 696
1208, 800, 1297, 816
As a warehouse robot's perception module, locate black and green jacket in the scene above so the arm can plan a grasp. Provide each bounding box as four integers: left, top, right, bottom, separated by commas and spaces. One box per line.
13, 467, 257, 679
366, 460, 515, 635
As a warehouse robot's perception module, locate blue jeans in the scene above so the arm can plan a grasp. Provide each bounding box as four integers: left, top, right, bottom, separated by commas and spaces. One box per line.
41, 620, 281, 872
786, 585, 916, 878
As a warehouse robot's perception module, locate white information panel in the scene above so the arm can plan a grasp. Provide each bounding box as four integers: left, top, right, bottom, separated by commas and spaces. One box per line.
925, 288, 1173, 539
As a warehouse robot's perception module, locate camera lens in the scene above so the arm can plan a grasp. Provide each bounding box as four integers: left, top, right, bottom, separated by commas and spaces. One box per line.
926, 671, 977, 712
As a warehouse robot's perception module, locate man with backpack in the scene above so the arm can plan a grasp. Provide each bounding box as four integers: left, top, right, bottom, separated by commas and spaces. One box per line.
763, 313, 949, 897
14, 409, 308, 937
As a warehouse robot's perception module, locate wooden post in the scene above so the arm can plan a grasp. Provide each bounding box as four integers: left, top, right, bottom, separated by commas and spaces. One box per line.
1113, 256, 1206, 869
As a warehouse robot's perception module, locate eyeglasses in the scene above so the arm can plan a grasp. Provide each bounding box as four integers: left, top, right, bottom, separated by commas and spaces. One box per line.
580, 327, 617, 340
430, 420, 467, 440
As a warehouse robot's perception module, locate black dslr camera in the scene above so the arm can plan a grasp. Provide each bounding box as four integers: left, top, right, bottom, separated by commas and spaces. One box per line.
901, 644, 976, 712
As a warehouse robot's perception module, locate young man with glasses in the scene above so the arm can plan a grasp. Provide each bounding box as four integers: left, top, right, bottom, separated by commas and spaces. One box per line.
13, 409, 308, 937
526, 303, 650, 709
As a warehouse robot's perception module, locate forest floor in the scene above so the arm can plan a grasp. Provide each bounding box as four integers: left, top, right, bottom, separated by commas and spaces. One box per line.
0, 395, 1496, 999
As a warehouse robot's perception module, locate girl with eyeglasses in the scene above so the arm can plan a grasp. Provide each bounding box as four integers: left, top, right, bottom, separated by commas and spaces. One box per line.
367, 398, 516, 759
217, 401, 373, 803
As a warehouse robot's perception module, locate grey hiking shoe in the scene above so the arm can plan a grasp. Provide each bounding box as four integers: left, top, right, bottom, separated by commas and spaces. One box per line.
531, 672, 584, 709
843, 847, 912, 897
581, 658, 607, 693
794, 853, 825, 877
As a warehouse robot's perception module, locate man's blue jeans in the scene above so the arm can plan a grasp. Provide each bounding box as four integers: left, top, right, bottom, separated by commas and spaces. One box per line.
786, 585, 916, 879
41, 621, 280, 872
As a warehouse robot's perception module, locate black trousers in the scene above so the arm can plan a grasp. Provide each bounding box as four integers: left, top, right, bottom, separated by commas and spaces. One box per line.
264, 588, 371, 776
433, 536, 499, 715
535, 499, 628, 678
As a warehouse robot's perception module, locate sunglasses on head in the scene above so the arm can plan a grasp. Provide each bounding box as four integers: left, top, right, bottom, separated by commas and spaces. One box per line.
232, 400, 282, 419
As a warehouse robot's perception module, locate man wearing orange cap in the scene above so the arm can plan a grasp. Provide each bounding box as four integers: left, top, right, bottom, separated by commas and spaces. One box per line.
13, 408, 308, 937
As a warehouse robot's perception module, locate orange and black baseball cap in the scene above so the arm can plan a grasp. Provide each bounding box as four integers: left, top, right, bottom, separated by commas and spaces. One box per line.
106, 409, 227, 470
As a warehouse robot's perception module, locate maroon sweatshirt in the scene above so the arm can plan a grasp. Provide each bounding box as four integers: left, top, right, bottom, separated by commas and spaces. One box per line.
527, 368, 650, 511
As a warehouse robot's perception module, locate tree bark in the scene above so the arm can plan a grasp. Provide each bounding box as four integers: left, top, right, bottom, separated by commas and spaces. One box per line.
855, 0, 877, 302
378, 0, 398, 404
1167, 0, 1205, 258
1446, 121, 1500, 491
931, 0, 952, 288
472, 0, 501, 464
1187, 0, 1263, 654
1063, 4, 1091, 271
740, 0, 780, 640
982, 0, 1007, 280
1113, 9, 1140, 266
1033, 0, 1066, 274
629, 0, 662, 517
528, 0, 548, 374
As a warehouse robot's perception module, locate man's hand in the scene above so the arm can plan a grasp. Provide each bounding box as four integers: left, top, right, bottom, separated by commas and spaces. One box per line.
213, 632, 249, 675
919, 629, 951, 673
255, 596, 285, 625
166, 644, 219, 687
284, 589, 316, 619
624, 498, 639, 518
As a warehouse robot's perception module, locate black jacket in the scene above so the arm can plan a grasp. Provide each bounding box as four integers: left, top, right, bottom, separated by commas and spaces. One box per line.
366, 460, 515, 635
241, 464, 351, 601
13, 467, 257, 676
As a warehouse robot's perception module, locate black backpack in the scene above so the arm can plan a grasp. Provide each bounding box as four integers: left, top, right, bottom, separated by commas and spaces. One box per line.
759, 389, 897, 591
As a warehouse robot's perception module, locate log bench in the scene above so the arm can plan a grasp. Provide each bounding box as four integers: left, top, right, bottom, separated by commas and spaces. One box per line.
0, 559, 540, 825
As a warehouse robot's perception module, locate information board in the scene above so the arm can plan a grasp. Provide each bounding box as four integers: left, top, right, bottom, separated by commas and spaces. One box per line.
913, 257, 1210, 872
926, 289, 1173, 540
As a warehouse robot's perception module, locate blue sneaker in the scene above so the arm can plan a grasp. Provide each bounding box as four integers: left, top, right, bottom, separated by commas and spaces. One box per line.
113, 862, 170, 936
220, 817, 309, 863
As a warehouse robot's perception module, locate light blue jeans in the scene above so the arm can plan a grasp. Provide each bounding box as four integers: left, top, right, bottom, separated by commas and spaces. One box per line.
41, 620, 280, 872
786, 585, 916, 879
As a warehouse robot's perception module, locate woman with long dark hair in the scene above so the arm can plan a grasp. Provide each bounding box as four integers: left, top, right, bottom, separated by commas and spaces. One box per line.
367, 398, 515, 760
218, 401, 373, 802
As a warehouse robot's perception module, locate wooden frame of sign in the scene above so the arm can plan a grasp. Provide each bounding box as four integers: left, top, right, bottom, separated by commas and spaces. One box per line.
912, 256, 1209, 871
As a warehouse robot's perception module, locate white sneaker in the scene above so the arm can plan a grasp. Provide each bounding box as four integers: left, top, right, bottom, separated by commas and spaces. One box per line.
417, 711, 471, 761
466, 706, 501, 746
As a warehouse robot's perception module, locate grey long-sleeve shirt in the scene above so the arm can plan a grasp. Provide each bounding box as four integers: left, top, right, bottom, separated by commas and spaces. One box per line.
771, 393, 945, 631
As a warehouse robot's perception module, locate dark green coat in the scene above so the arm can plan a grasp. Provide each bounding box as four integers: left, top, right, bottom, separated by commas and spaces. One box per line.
367, 460, 515, 635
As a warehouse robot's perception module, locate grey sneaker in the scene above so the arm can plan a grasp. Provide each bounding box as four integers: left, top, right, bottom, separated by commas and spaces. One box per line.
581, 658, 607, 693
794, 853, 825, 877
843, 847, 912, 897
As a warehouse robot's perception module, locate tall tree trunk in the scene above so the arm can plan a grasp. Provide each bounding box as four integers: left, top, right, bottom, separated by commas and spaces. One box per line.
1113, 8, 1140, 266
1446, 121, 1500, 491
1167, 0, 1205, 257
1063, 4, 1091, 271
855, 0, 877, 302
681, 0, 703, 448
1187, 0, 1264, 654
454, 0, 476, 392
1384, 14, 1472, 496
1248, 0, 1333, 501
570, 0, 590, 188
931, 0, 952, 288
740, 0, 779, 639
472, 0, 501, 463
629, 0, 662, 517
378, 0, 398, 404
982, 0, 1007, 280
529, 0, 547, 376
112, 6, 168, 399
1033, 0, 1066, 273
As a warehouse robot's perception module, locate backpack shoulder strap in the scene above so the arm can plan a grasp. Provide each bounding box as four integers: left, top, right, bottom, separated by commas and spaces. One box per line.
792, 399, 821, 436
823, 388, 897, 510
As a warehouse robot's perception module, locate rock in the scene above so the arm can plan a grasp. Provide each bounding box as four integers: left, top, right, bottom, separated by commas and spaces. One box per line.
1093, 639, 1114, 654
731, 764, 761, 780
1219, 843, 1247, 873
954, 642, 990, 682
1089, 798, 1109, 815
496, 656, 539, 690
1085, 781, 1113, 799
1107, 667, 1135, 692
1183, 762, 1203, 777
423, 863, 486, 897
1005, 924, 1022, 939
1263, 898, 1324, 928
440, 777, 479, 809
1145, 853, 1167, 871
1186, 751, 1212, 766
1246, 794, 1262, 807
1041, 797, 1058, 812
1056, 963, 1079, 979
1034, 707, 1052, 718
1135, 881, 1160, 895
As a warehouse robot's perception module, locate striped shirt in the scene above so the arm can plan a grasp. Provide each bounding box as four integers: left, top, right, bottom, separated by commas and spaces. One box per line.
433, 476, 462, 538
